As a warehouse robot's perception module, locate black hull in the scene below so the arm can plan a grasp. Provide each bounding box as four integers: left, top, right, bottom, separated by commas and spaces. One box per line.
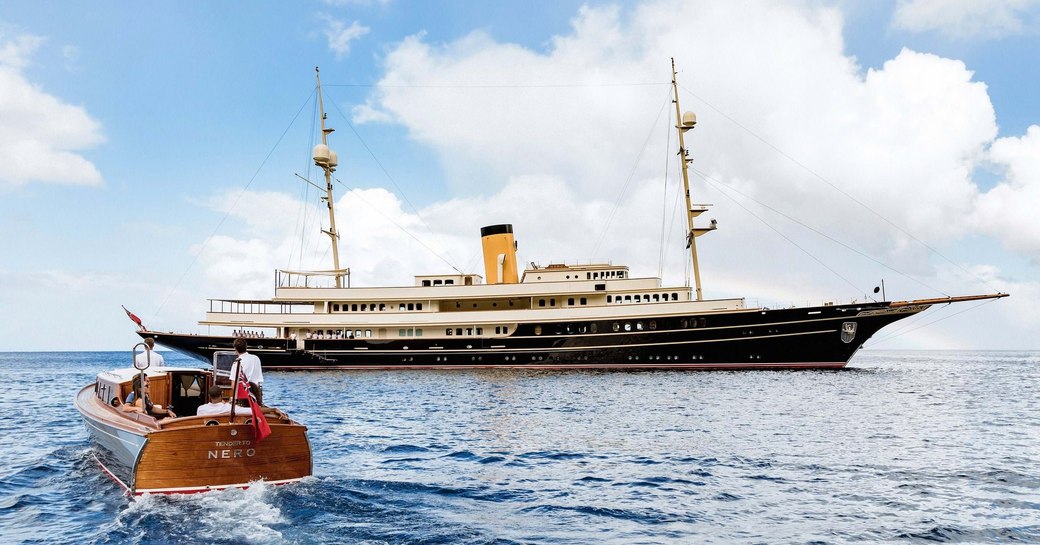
142, 302, 924, 370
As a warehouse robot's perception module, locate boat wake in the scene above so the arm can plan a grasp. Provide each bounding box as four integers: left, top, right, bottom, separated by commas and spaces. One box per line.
116, 481, 288, 544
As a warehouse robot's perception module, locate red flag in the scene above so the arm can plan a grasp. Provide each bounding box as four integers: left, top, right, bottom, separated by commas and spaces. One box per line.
236, 372, 271, 441
122, 305, 145, 330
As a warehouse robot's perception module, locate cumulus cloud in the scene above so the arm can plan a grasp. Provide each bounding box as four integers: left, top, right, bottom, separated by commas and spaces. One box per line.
975, 125, 1040, 256
190, 0, 1036, 348
0, 30, 104, 188
320, 15, 370, 58
358, 2, 998, 262
891, 0, 1040, 39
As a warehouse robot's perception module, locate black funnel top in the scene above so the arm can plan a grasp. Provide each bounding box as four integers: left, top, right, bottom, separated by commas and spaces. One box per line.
480, 224, 513, 237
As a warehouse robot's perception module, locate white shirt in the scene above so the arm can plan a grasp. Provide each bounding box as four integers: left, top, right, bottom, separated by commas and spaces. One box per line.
236, 352, 263, 386
196, 401, 232, 416
135, 349, 165, 368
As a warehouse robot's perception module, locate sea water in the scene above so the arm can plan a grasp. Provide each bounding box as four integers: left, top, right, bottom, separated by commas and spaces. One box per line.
0, 351, 1037, 544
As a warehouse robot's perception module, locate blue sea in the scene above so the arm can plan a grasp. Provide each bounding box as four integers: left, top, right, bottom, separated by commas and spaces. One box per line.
0, 351, 1037, 544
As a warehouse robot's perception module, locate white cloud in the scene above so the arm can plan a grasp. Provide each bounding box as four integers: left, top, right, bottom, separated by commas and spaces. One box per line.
975, 125, 1040, 257
891, 0, 1040, 39
359, 2, 996, 260
0, 30, 104, 188
319, 15, 370, 58
185, 0, 1036, 348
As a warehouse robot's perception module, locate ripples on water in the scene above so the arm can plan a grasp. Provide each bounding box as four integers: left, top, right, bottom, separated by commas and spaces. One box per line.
0, 351, 1037, 544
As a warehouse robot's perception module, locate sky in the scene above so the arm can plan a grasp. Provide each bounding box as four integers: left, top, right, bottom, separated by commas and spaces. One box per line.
1, 0, 1038, 351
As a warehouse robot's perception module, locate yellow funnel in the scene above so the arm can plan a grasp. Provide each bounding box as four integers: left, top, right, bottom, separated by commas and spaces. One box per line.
481, 224, 518, 284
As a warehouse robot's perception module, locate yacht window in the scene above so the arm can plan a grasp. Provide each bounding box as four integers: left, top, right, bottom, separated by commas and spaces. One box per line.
612, 322, 620, 332
698, 318, 707, 327
445, 279, 454, 285
352, 304, 358, 311
649, 321, 657, 330
568, 298, 575, 306
672, 293, 679, 301
333, 304, 340, 311
590, 323, 598, 333
422, 280, 431, 286
653, 294, 660, 302
580, 297, 587, 305
456, 328, 463, 336
476, 327, 483, 335
549, 298, 556, 307
607, 295, 612, 303
365, 330, 371, 337
361, 304, 368, 311
407, 329, 414, 337
416, 329, 422, 337
624, 323, 632, 331
446, 328, 453, 336
534, 326, 542, 335
399, 329, 406, 337
355, 329, 362, 338
636, 322, 644, 331
503, 326, 508, 334
434, 279, 443, 285
495, 326, 500, 334
400, 303, 406, 311
539, 299, 546, 307
624, 295, 632, 302
417, 303, 423, 311
407, 303, 414, 311
465, 328, 472, 335
587, 273, 591, 279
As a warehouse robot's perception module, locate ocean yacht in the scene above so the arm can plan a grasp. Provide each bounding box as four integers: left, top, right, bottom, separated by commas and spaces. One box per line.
137, 62, 1006, 370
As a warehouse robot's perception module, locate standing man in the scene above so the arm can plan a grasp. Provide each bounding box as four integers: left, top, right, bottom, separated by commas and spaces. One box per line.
233, 337, 264, 405
135, 337, 165, 368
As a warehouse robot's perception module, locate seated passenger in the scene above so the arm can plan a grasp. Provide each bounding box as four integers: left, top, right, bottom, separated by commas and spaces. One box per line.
196, 386, 232, 416
122, 374, 176, 418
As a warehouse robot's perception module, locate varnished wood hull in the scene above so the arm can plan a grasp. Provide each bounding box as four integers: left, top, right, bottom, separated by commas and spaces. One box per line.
75, 385, 312, 495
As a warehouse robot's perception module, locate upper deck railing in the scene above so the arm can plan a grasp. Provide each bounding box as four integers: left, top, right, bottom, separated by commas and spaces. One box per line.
276, 269, 350, 290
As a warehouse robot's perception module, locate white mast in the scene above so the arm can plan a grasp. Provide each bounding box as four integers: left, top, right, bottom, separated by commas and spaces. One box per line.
671, 57, 715, 301
312, 67, 345, 287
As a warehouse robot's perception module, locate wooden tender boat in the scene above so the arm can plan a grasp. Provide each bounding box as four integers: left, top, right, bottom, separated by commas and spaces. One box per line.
74, 345, 311, 495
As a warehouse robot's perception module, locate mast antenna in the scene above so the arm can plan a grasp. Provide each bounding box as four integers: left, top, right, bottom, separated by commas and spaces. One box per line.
313, 66, 345, 287
671, 57, 716, 301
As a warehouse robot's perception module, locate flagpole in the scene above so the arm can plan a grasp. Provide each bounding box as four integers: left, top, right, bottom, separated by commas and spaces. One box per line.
229, 358, 241, 422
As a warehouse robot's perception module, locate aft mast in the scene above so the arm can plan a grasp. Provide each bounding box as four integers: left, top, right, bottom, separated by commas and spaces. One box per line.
313, 67, 345, 287
671, 58, 715, 301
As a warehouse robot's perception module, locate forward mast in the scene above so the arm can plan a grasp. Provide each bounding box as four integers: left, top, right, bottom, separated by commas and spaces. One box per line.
311, 66, 347, 288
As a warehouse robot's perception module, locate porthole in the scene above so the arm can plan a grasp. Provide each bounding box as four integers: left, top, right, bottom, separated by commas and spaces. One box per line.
205, 420, 219, 426
612, 322, 620, 332
649, 321, 657, 330
534, 326, 542, 335
624, 323, 632, 332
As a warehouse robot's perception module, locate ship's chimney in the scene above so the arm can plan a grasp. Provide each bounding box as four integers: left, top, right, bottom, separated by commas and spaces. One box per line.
480, 224, 519, 284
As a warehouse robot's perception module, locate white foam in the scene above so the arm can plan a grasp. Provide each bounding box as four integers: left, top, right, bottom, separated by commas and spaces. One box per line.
123, 480, 286, 544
